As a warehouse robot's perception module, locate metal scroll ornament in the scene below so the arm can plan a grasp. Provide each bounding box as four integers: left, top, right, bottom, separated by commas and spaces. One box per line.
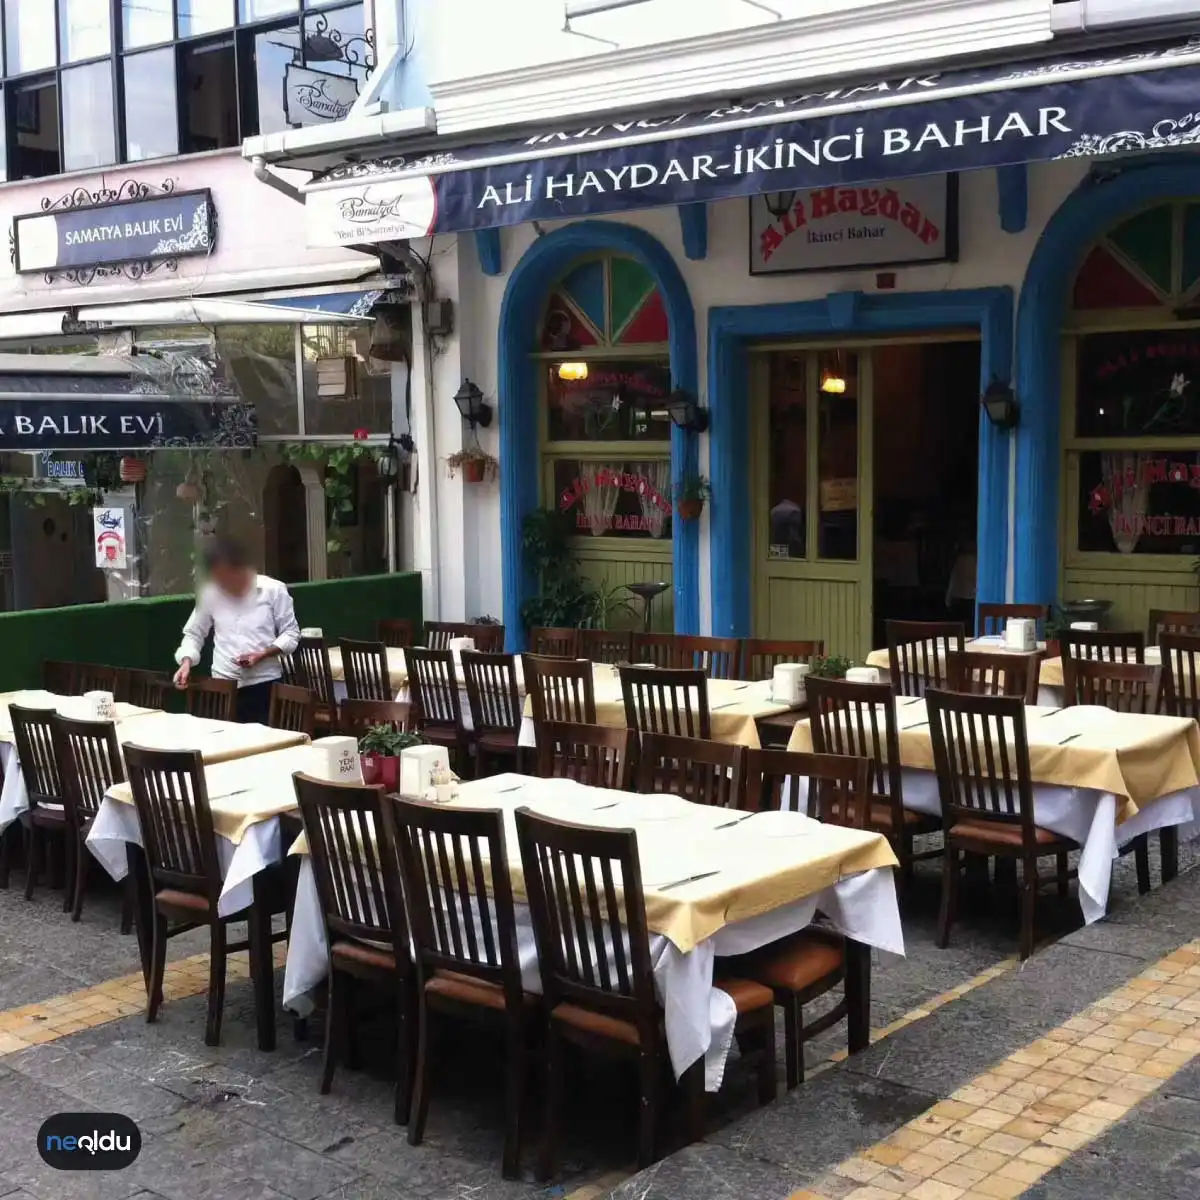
40, 177, 178, 214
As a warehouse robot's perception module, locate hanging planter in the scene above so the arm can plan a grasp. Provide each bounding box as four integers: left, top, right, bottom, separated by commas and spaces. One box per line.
119, 456, 147, 484
447, 447, 499, 484
674, 473, 711, 521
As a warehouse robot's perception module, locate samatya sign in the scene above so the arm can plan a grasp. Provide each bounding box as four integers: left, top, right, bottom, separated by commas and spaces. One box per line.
750, 175, 957, 273
13, 189, 215, 275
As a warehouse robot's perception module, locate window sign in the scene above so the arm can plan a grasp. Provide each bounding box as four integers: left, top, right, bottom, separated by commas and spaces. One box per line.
1078, 450, 1200, 554
553, 459, 673, 540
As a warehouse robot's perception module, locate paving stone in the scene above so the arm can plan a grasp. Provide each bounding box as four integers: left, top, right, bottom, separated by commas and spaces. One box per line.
607, 1142, 809, 1200
1056, 919, 1189, 963
1131, 1094, 1200, 1137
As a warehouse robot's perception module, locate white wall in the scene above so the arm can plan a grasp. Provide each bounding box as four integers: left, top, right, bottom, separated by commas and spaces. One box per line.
418, 156, 1088, 628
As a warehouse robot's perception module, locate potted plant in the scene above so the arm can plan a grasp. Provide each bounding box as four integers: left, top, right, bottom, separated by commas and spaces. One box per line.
808, 655, 854, 679
447, 447, 498, 484
1044, 607, 1067, 659
674, 473, 711, 521
358, 725, 422, 790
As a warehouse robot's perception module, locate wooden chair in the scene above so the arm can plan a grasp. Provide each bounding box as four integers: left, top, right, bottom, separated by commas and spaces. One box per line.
75, 663, 123, 695
338, 638, 393, 702
515, 808, 775, 1175
805, 676, 941, 884
578, 628, 633, 664
124, 744, 279, 1045
635, 732, 744, 808
977, 603, 1051, 638
925, 689, 1077, 960
631, 631, 678, 668
886, 619, 966, 697
405, 648, 469, 770
469, 623, 506, 652
294, 636, 339, 732
184, 677, 238, 722
946, 649, 1041, 706
523, 654, 596, 726
1061, 630, 1146, 706
386, 797, 532, 1179
268, 683, 316, 737
122, 669, 172, 711
1160, 632, 1200, 722
620, 666, 710, 740
338, 698, 414, 741
10, 705, 70, 906
423, 620, 468, 649
535, 721, 635, 789
461, 650, 523, 777
377, 617, 415, 648
42, 660, 76, 693
1071, 659, 1161, 713
1148, 609, 1200, 643
530, 627, 580, 658
740, 638, 825, 681
293, 773, 414, 1125
738, 748, 873, 1089
672, 635, 741, 679
51, 714, 129, 926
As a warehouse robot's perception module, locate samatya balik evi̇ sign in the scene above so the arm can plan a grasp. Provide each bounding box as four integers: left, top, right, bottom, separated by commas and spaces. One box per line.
559, 467, 671, 534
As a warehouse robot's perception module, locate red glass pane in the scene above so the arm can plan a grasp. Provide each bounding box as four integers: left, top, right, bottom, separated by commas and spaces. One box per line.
540, 293, 600, 350
616, 288, 669, 344
1073, 246, 1162, 310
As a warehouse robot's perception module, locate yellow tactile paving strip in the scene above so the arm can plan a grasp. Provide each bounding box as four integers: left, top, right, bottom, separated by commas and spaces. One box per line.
790, 940, 1200, 1200
0, 948, 274, 1054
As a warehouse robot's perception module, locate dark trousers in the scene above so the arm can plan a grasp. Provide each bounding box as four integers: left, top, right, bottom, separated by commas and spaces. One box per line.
235, 681, 275, 725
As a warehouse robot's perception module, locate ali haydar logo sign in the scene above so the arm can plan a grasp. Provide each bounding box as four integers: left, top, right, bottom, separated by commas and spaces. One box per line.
307, 178, 437, 247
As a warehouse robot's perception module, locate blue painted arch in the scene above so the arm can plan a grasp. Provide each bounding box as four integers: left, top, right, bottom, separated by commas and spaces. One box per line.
708, 288, 1014, 637
1014, 161, 1200, 605
497, 220, 699, 651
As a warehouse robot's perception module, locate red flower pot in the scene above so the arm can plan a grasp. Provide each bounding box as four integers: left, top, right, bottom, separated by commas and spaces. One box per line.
360, 754, 400, 790
677, 498, 704, 521
360, 754, 381, 785
119, 457, 147, 484
1045, 639, 1060, 659
463, 458, 486, 484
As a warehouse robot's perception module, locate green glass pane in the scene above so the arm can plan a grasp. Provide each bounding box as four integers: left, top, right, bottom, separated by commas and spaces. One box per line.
609, 256, 654, 338
1108, 206, 1173, 296
1183, 205, 1200, 294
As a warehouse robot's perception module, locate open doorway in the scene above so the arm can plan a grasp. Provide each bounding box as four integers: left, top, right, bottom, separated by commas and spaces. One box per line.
872, 340, 980, 645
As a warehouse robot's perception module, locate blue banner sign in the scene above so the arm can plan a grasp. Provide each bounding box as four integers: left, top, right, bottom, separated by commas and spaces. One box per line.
308, 37, 1200, 240
13, 190, 215, 275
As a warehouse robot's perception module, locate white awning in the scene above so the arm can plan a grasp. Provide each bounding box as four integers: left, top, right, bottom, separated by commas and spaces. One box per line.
0, 311, 71, 339
74, 297, 371, 328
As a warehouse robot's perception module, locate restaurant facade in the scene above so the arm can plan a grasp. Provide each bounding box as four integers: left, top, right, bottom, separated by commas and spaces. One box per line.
252, 23, 1200, 654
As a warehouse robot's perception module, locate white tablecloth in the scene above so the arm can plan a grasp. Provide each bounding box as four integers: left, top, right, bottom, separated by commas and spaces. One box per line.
790, 772, 1200, 925
282, 859, 902, 1092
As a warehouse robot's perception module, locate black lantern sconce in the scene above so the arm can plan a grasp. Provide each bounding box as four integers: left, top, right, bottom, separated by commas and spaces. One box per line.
453, 378, 493, 428
763, 191, 798, 220
981, 379, 1020, 430
664, 389, 710, 433
376, 436, 402, 480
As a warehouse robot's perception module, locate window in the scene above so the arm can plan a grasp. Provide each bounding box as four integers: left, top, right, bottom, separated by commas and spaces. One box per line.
301, 322, 393, 436
0, 0, 373, 177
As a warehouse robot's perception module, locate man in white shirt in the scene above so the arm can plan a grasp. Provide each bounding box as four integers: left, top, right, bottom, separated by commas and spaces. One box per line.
173, 538, 301, 725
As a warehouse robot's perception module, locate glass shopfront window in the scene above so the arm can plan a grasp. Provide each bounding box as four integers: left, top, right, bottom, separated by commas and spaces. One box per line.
545, 360, 671, 443
553, 458, 673, 541
301, 323, 391, 436
766, 352, 806, 560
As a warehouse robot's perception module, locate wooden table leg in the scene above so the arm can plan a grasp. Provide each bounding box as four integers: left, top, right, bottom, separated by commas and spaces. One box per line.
845, 938, 872, 1056
248, 873, 277, 1053
1160, 826, 1180, 885
125, 844, 154, 994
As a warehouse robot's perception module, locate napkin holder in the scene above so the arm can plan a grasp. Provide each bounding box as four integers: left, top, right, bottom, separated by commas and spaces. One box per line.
400, 745, 450, 798
84, 690, 116, 721
1004, 618, 1037, 652
448, 636, 475, 653
300, 626, 324, 639
311, 736, 362, 784
1069, 621, 1099, 632
771, 663, 809, 705
845, 667, 881, 685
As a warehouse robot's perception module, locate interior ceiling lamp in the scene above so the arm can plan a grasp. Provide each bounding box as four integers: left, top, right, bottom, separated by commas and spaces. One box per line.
819, 353, 847, 395
557, 361, 589, 381
664, 389, 710, 433
453, 378, 493, 428
981, 379, 1020, 430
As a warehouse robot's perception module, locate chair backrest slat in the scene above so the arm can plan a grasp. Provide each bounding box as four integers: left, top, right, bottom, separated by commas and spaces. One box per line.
1061, 630, 1146, 705
338, 698, 413, 740
406, 648, 464, 728
743, 747, 872, 823
536, 721, 634, 789
1160, 631, 1200, 722
523, 654, 596, 726
294, 637, 338, 709
1148, 609, 1200, 644
531, 627, 581, 658
739, 638, 825, 682
51, 714, 124, 826
269, 683, 316, 736
1071, 659, 1161, 714
184, 677, 237, 723
977, 603, 1050, 638
75, 663, 123, 696
424, 621, 504, 652
671, 635, 741, 679
10, 705, 62, 806
886, 620, 966, 697
926, 688, 1035, 835
121, 669, 171, 711
947, 649, 1041, 706
377, 617, 415, 649
635, 732, 743, 808
461, 651, 522, 736
619, 666, 710, 740
516, 809, 656, 1035
338, 638, 393, 702
578, 628, 633, 665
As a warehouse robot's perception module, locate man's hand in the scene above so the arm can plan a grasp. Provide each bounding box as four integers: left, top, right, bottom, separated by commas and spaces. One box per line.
173, 660, 192, 690
234, 649, 269, 669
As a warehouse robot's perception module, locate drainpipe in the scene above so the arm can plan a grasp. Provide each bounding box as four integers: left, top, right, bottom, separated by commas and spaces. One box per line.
250, 157, 304, 204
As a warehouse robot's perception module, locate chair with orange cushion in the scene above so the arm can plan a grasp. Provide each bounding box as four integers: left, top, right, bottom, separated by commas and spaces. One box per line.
515, 808, 776, 1176
926, 688, 1078, 960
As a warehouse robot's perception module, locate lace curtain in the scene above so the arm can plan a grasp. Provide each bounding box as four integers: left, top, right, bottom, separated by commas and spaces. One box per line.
637, 459, 672, 540
1102, 450, 1151, 554
581, 462, 623, 536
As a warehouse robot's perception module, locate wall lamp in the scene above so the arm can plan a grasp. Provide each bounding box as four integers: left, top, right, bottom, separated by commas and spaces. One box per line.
453, 378, 493, 428
981, 379, 1020, 430
664, 389, 710, 433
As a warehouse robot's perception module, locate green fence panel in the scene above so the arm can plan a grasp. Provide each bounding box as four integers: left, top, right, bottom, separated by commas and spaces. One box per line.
0, 572, 423, 692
